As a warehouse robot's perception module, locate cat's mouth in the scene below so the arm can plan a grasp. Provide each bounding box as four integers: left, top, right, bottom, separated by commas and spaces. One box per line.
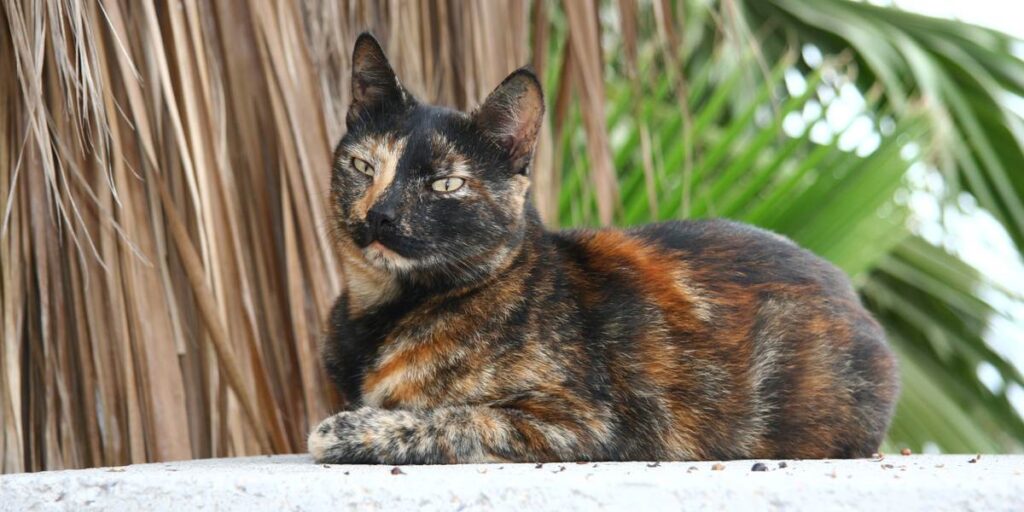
361, 239, 416, 271
348, 222, 429, 271
352, 223, 405, 254
365, 240, 398, 257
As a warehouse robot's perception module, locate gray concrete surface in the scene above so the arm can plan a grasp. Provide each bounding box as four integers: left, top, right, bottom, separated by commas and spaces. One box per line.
1, 454, 1022, 511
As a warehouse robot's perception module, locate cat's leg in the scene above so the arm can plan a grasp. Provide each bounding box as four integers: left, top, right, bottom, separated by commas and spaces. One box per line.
307, 405, 599, 464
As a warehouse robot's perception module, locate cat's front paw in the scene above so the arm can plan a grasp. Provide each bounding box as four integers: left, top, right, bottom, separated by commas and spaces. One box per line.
307, 410, 377, 464
307, 413, 344, 462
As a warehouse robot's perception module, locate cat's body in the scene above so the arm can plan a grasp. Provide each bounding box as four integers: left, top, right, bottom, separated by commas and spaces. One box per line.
308, 34, 899, 464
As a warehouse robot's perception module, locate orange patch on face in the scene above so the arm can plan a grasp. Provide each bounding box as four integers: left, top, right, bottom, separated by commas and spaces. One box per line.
351, 135, 408, 219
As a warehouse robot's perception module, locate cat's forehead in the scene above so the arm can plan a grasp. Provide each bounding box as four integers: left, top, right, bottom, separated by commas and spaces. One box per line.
345, 105, 475, 170
344, 131, 465, 167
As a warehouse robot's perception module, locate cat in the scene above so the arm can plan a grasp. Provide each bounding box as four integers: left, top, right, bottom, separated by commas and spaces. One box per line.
307, 33, 900, 464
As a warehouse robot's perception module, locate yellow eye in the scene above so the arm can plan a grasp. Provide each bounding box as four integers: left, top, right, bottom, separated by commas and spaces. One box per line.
351, 157, 374, 177
431, 177, 465, 193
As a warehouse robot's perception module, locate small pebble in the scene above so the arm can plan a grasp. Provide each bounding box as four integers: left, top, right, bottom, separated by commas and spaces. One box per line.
535, 463, 544, 469
711, 463, 726, 471
900, 448, 912, 456
751, 462, 768, 472
778, 461, 788, 469
646, 462, 661, 468
390, 467, 405, 475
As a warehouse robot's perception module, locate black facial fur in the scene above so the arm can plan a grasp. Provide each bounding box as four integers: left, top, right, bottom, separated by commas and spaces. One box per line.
330, 33, 542, 287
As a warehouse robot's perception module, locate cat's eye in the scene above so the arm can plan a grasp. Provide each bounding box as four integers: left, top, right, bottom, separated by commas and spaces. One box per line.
431, 177, 465, 193
351, 157, 374, 177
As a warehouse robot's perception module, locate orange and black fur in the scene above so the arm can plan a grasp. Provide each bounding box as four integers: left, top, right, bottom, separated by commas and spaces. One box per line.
308, 34, 899, 464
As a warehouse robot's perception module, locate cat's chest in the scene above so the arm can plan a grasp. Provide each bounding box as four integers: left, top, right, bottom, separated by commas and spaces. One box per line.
358, 328, 479, 409
334, 289, 512, 409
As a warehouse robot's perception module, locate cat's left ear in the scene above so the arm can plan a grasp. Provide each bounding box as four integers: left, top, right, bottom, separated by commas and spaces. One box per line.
472, 68, 545, 175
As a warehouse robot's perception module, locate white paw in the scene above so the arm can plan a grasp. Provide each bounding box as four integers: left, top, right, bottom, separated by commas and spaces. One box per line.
307, 417, 341, 461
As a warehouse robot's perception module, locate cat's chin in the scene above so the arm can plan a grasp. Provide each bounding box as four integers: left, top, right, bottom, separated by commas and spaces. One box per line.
362, 241, 416, 273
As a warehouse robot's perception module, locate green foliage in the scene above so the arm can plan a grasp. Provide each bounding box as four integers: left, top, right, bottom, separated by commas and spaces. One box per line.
549, 0, 1024, 453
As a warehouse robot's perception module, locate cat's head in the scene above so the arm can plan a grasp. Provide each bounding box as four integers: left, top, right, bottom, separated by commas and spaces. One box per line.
330, 33, 543, 283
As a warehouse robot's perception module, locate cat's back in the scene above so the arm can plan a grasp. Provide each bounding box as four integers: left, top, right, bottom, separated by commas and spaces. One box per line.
628, 219, 855, 296
551, 218, 899, 459
554, 218, 856, 303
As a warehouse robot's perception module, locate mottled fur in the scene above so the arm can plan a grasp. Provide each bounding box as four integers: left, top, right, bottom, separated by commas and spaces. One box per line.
310, 33, 899, 464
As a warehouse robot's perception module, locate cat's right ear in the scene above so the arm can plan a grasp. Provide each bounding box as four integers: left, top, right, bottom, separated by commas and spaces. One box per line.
472, 67, 545, 175
348, 33, 407, 128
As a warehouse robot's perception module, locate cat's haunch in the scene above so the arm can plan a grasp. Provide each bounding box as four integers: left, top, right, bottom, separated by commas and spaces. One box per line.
309, 32, 899, 464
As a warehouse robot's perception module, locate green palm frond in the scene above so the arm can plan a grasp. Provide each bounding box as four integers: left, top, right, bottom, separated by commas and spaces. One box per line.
546, 0, 1024, 453
867, 237, 1024, 452
742, 0, 1024, 257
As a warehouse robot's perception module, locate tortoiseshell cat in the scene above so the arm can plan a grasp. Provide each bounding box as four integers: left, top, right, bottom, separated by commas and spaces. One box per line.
308, 33, 899, 464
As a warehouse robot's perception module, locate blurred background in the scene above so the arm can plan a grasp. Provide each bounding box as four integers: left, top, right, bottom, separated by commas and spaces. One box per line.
2, 0, 1024, 472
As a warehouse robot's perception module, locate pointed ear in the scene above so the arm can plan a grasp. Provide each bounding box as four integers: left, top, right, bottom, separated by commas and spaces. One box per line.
472, 68, 545, 174
348, 33, 407, 128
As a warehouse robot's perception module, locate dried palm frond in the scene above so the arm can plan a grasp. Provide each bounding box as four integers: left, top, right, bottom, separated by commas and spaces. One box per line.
0, 0, 544, 472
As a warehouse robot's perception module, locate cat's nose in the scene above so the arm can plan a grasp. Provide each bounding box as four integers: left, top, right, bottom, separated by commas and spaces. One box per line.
366, 204, 397, 235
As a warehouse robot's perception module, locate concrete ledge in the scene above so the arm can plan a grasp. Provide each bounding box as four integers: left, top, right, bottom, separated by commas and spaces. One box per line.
2, 454, 1022, 511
